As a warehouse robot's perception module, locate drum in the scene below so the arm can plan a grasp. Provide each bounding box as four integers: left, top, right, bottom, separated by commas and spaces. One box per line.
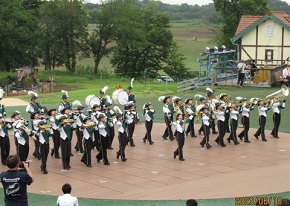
85, 95, 100, 108
112, 89, 128, 105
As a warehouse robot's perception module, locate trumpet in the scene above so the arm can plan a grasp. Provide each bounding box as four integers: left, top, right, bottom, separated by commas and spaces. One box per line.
62, 119, 74, 124
19, 126, 32, 136
183, 103, 189, 118
249, 98, 259, 105
39, 124, 53, 130
265, 85, 289, 103
82, 121, 96, 128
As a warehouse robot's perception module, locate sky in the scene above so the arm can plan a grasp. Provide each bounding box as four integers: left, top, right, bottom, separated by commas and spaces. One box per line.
86, 0, 212, 6
86, 0, 290, 6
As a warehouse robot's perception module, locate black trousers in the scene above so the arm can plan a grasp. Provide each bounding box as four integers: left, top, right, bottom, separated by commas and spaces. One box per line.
127, 123, 135, 145
82, 138, 92, 166
255, 116, 267, 140
107, 126, 115, 148
33, 139, 41, 158
271, 113, 281, 138
237, 72, 245, 86
144, 120, 153, 143
96, 135, 110, 164
216, 120, 225, 145
186, 119, 196, 137
174, 132, 185, 159
93, 130, 101, 150
228, 119, 238, 143
225, 112, 230, 132
52, 129, 60, 158
117, 132, 127, 160
14, 135, 18, 154
238, 116, 250, 141
40, 143, 49, 169
60, 138, 71, 169
200, 124, 210, 145
0, 136, 10, 165
75, 126, 84, 152
18, 144, 29, 162
162, 116, 174, 140
210, 119, 216, 132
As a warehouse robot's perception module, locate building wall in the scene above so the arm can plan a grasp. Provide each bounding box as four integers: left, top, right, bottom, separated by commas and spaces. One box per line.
240, 18, 290, 66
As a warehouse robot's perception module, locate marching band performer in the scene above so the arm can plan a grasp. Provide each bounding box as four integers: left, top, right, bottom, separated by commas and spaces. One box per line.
219, 93, 230, 133
99, 86, 108, 111
197, 96, 207, 135
127, 78, 136, 103
254, 100, 270, 141
74, 106, 86, 153
227, 102, 240, 145
214, 103, 226, 147
172, 97, 183, 138
14, 121, 31, 162
185, 98, 197, 137
104, 102, 116, 150
58, 90, 72, 113
81, 117, 95, 167
116, 113, 127, 162
31, 111, 42, 159
91, 103, 102, 150
11, 111, 29, 152
96, 113, 110, 165
58, 108, 75, 170
238, 99, 254, 143
173, 114, 189, 161
271, 97, 286, 138
0, 114, 12, 165
207, 91, 218, 135
26, 91, 45, 116
37, 121, 53, 174
0, 88, 6, 116
200, 106, 212, 149
48, 109, 61, 159
142, 102, 155, 144
124, 103, 137, 147
161, 96, 174, 141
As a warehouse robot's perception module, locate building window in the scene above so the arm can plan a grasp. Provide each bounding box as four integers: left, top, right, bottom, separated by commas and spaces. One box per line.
266, 25, 274, 37
265, 49, 273, 61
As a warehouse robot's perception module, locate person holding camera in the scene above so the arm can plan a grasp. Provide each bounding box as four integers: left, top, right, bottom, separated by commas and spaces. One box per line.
0, 155, 34, 206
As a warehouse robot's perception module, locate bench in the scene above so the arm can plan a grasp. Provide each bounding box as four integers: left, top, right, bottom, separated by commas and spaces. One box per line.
274, 70, 288, 86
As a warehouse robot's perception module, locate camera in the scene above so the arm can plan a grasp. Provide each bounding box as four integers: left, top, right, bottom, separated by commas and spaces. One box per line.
19, 162, 29, 168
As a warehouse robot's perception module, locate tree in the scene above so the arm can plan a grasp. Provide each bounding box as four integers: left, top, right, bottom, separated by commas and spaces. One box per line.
213, 0, 268, 47
111, 1, 173, 78
163, 41, 190, 81
0, 0, 40, 71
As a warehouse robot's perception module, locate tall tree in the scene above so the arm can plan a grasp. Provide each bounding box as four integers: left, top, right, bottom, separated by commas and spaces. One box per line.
214, 0, 268, 46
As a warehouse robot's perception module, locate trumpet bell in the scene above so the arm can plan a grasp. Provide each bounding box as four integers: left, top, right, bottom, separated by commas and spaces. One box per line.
39, 124, 52, 130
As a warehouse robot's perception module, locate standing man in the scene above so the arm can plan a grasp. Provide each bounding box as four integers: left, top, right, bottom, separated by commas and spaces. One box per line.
142, 102, 155, 144
58, 90, 72, 113
271, 97, 286, 138
57, 183, 79, 206
124, 103, 137, 147
0, 155, 34, 206
254, 100, 270, 142
161, 96, 174, 141
96, 114, 110, 166
237, 60, 246, 87
238, 100, 254, 143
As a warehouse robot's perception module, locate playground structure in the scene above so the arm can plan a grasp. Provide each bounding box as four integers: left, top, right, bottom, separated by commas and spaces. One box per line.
177, 47, 237, 91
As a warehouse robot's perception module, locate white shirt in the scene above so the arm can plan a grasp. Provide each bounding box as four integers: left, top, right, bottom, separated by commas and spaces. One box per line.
50, 117, 58, 130
57, 194, 79, 206
237, 62, 246, 73
39, 129, 53, 144
163, 104, 171, 114
230, 109, 239, 120
98, 122, 107, 137
241, 106, 250, 118
216, 111, 225, 122
116, 121, 125, 133
172, 120, 186, 133
282, 68, 290, 78
143, 109, 154, 122
202, 114, 210, 126
258, 106, 268, 117
272, 102, 284, 114
75, 113, 86, 127
125, 111, 136, 124
15, 131, 26, 145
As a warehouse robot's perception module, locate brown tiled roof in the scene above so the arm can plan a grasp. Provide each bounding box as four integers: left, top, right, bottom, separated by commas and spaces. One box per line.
234, 16, 261, 36
234, 11, 290, 37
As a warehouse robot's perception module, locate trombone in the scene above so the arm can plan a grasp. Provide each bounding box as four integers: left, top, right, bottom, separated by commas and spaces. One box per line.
265, 85, 289, 104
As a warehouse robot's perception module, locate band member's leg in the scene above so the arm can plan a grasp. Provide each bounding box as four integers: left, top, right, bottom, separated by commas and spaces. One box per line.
254, 116, 262, 139
244, 117, 250, 142
260, 116, 267, 141
178, 134, 185, 160
86, 138, 92, 166
61, 139, 68, 169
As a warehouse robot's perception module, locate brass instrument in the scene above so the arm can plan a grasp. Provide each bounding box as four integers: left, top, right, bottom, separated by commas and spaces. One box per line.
39, 124, 52, 130
183, 103, 189, 118
82, 121, 96, 128
172, 96, 180, 115
19, 126, 31, 136
195, 104, 204, 122
265, 85, 289, 104
62, 119, 74, 124
249, 98, 259, 105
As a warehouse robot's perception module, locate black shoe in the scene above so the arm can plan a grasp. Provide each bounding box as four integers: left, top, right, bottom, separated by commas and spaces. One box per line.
104, 162, 110, 166
42, 168, 48, 174
179, 158, 185, 161
79, 150, 84, 154
221, 144, 226, 147
173, 152, 177, 159
70, 153, 74, 157
81, 159, 87, 165
206, 143, 212, 149
162, 136, 167, 140
215, 139, 220, 145
198, 130, 201, 135
67, 166, 71, 169
244, 140, 251, 143
193, 135, 197, 138
37, 154, 41, 160
200, 142, 205, 147
116, 152, 120, 160
212, 131, 218, 134
74, 146, 79, 152
130, 143, 135, 147
108, 147, 113, 150
86, 164, 92, 168
262, 139, 267, 142
273, 136, 279, 139
96, 157, 101, 163
149, 141, 154, 145
254, 135, 259, 140
121, 158, 127, 162
234, 142, 240, 145
143, 138, 146, 143
227, 138, 231, 143
226, 131, 230, 133
51, 149, 54, 157
238, 136, 243, 140
170, 137, 175, 141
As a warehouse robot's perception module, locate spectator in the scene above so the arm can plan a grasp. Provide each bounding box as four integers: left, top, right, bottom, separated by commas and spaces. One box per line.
249, 60, 257, 83
0, 155, 34, 206
282, 65, 290, 87
237, 60, 247, 87
186, 199, 198, 206
57, 183, 79, 206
